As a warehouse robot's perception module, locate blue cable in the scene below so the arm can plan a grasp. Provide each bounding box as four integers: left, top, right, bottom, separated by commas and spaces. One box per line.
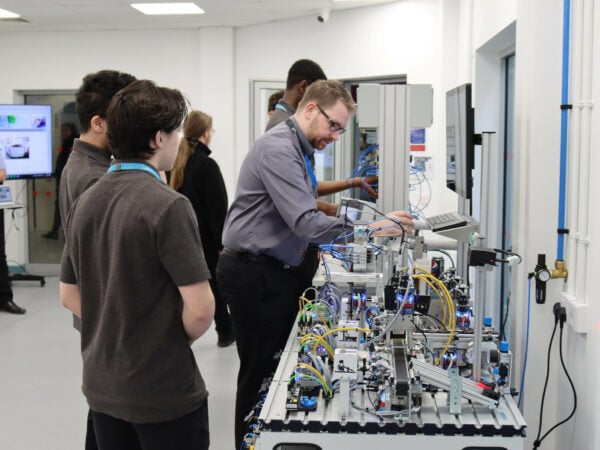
556, 0, 571, 261
518, 277, 532, 409
349, 145, 379, 200
352, 145, 378, 175
330, 231, 355, 242
408, 163, 431, 217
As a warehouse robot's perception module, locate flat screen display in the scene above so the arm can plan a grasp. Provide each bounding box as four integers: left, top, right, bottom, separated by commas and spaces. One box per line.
445, 84, 474, 200
0, 104, 53, 179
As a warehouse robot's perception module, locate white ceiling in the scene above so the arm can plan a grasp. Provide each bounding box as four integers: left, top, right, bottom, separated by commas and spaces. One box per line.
0, 0, 396, 32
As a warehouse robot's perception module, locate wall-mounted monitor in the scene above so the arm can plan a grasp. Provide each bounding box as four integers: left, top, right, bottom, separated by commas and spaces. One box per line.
0, 104, 53, 180
445, 83, 475, 201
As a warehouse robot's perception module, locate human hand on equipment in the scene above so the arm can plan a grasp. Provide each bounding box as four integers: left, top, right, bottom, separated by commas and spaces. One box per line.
360, 175, 378, 199
368, 210, 414, 237
348, 175, 378, 198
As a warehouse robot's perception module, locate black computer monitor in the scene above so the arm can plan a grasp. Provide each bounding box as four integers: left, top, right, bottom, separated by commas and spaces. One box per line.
445, 83, 475, 201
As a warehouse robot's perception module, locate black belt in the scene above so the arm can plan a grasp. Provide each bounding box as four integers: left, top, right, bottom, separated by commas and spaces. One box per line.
222, 248, 290, 269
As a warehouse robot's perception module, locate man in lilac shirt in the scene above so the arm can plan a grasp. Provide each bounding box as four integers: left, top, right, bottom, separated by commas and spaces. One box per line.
217, 79, 413, 450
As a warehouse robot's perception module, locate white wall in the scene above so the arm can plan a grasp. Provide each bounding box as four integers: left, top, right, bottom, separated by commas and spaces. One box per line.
194, 27, 236, 196
513, 0, 600, 449
473, 0, 517, 54
512, 0, 564, 446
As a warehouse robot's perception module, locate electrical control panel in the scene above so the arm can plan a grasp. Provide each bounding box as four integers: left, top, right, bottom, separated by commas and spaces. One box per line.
241, 207, 525, 450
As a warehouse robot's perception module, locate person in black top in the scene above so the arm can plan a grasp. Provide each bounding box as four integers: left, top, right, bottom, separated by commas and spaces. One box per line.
43, 122, 79, 240
0, 152, 25, 314
170, 110, 234, 348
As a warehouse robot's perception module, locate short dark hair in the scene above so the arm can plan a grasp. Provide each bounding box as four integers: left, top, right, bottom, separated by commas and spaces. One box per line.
286, 59, 327, 90
106, 80, 188, 160
268, 90, 284, 113
75, 70, 137, 133
298, 79, 356, 115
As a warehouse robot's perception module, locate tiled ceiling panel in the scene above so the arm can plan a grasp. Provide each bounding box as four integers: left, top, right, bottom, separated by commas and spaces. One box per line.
0, 0, 397, 31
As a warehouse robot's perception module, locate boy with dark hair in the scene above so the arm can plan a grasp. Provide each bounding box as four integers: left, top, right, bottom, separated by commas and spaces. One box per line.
58, 70, 136, 450
75, 70, 140, 134
59, 68, 137, 450
60, 79, 215, 450
60, 69, 137, 225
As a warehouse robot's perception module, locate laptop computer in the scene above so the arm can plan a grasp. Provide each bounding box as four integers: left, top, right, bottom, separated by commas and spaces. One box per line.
0, 185, 17, 208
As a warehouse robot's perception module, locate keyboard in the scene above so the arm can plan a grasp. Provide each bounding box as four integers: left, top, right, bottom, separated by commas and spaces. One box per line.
426, 212, 469, 232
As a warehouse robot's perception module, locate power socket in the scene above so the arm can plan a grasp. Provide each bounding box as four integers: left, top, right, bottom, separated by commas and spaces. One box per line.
560, 292, 590, 334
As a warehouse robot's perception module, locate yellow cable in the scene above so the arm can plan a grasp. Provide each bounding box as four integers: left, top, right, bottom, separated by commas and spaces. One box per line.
312, 326, 370, 354
312, 304, 332, 329
300, 333, 334, 358
301, 301, 335, 330
412, 269, 458, 366
413, 266, 450, 326
415, 270, 455, 329
299, 295, 312, 311
413, 265, 431, 275
294, 362, 328, 385
290, 373, 332, 397
422, 273, 456, 365
319, 326, 371, 340
413, 274, 447, 327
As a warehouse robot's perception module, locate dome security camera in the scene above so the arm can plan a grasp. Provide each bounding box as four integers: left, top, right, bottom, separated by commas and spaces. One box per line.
317, 9, 330, 23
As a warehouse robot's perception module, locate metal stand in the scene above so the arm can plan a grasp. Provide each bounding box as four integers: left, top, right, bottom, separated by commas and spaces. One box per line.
9, 273, 46, 286
1, 206, 45, 287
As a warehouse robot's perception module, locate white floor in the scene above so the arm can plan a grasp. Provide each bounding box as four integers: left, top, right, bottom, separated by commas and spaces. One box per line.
0, 276, 239, 450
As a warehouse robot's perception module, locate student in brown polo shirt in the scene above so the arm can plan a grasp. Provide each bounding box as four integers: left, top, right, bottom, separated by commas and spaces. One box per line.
60, 80, 215, 450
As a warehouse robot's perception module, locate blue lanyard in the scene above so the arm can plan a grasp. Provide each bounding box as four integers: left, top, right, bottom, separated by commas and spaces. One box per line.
304, 154, 318, 189
107, 162, 164, 183
285, 119, 317, 190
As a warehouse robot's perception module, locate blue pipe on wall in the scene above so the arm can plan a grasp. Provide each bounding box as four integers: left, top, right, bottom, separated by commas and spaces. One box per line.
556, 0, 571, 261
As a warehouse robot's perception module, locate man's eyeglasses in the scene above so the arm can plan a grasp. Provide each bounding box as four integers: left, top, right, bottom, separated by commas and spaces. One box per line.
316, 104, 346, 135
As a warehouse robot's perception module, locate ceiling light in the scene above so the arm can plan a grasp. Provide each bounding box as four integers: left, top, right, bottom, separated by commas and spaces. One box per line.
0, 8, 20, 19
131, 3, 205, 15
